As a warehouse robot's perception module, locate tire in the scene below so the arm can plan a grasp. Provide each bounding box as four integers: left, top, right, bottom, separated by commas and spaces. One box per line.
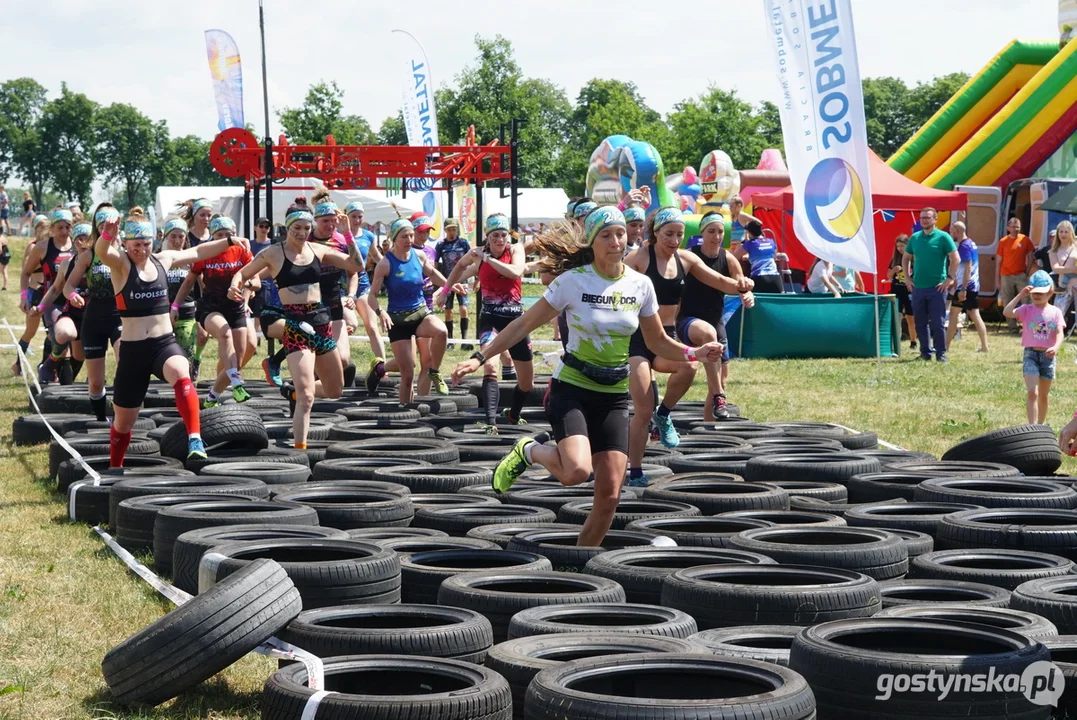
874, 604, 1059, 640
1011, 577, 1077, 633
412, 504, 557, 536
625, 516, 776, 548
63, 417, 155, 434
261, 655, 512, 720
486, 633, 706, 720
689, 625, 801, 666
375, 536, 502, 553
276, 439, 329, 465
50, 435, 159, 480
278, 604, 494, 664
272, 488, 414, 530
108, 476, 270, 528
67, 477, 123, 525
846, 471, 939, 502
401, 549, 552, 604
185, 446, 311, 473
765, 422, 879, 451
718, 509, 847, 527
788, 617, 1050, 719
11, 413, 84, 445
153, 499, 319, 575
446, 435, 528, 462
909, 549, 1075, 590
335, 407, 422, 423
503, 487, 637, 512
525, 653, 816, 720
583, 547, 776, 604
557, 499, 701, 530
789, 496, 907, 515
262, 420, 331, 441
347, 527, 448, 541
437, 424, 545, 440
729, 526, 908, 581
688, 422, 786, 440
159, 403, 267, 461
844, 501, 982, 535
877, 578, 1012, 608
328, 420, 437, 441
269, 480, 410, 498
914, 477, 1077, 509
661, 564, 881, 629
198, 461, 311, 485
747, 436, 845, 451
942, 424, 1063, 476
313, 457, 431, 481
57, 455, 184, 494
465, 523, 580, 549
437, 570, 626, 642
639, 446, 681, 467
936, 509, 1077, 560
858, 449, 937, 468
325, 438, 460, 463
101, 558, 301, 707
507, 529, 663, 573
412, 394, 461, 415
887, 529, 934, 558
743, 453, 882, 485
508, 602, 697, 640
667, 452, 754, 476
1041, 636, 1077, 718
759, 480, 848, 503
410, 493, 502, 509
643, 476, 789, 514
371, 465, 492, 494
889, 460, 1021, 478
172, 524, 349, 595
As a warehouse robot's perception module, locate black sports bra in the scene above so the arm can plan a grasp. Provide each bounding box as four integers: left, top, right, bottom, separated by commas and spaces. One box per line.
115, 255, 170, 318
277, 247, 323, 290
646, 243, 685, 306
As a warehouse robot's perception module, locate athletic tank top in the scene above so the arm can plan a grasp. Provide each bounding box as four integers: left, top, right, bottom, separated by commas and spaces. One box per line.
57, 256, 86, 308
645, 243, 685, 306
478, 246, 523, 317
277, 248, 322, 291
41, 238, 74, 287
165, 263, 196, 320
385, 249, 425, 313
679, 245, 729, 323
115, 255, 170, 318
310, 233, 346, 302
85, 250, 115, 303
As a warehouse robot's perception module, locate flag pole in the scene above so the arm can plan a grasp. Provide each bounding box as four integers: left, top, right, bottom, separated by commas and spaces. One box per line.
873, 270, 882, 382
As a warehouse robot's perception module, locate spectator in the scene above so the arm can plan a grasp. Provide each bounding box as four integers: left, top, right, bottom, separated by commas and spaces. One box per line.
996, 216, 1035, 332
0, 186, 9, 235
902, 207, 959, 362
889, 234, 917, 350
727, 195, 760, 246
733, 220, 784, 293
20, 192, 34, 236
946, 221, 988, 353
806, 258, 844, 297
1050, 220, 1077, 317
1004, 270, 1064, 424
832, 266, 865, 294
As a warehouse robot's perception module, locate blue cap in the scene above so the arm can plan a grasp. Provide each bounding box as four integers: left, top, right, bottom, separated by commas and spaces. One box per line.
1029, 270, 1054, 293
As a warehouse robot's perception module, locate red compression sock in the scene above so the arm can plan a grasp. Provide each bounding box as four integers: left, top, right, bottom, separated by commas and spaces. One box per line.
173, 377, 201, 436
109, 426, 132, 468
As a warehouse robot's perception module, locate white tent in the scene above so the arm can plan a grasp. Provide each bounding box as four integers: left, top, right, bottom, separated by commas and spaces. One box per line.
478, 188, 569, 226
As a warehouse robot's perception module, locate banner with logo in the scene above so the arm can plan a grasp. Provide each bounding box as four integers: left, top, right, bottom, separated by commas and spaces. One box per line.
764, 0, 875, 273
393, 29, 443, 237
204, 30, 245, 132
456, 182, 477, 243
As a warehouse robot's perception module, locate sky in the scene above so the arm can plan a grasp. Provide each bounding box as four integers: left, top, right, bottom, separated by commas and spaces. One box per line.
3, 0, 1065, 153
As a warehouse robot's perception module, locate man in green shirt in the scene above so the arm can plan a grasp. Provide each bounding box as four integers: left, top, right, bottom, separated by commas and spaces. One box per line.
901, 207, 960, 362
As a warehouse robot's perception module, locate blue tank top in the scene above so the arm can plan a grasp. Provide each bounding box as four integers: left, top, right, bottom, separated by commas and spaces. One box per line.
742, 237, 779, 277
354, 229, 375, 264
385, 249, 425, 313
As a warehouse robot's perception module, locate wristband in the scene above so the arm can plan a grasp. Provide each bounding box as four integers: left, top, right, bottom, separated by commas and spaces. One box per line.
68, 291, 80, 303
171, 302, 180, 312
617, 199, 628, 211
20, 289, 29, 301
100, 231, 113, 242
36, 303, 44, 313
684, 346, 698, 362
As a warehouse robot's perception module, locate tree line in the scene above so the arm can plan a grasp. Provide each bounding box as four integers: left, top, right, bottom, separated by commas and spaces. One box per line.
0, 35, 966, 213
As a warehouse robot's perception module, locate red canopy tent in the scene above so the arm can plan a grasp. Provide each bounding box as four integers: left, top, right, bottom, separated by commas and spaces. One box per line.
753, 150, 968, 292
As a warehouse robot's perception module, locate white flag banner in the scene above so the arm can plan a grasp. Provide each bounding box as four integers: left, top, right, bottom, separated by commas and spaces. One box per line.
765, 0, 876, 273
393, 28, 444, 234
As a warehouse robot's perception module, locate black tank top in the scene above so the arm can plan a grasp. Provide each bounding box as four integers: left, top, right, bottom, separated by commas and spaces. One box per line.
116, 255, 170, 318
679, 245, 729, 323
277, 248, 323, 290
646, 243, 685, 306
41, 238, 74, 287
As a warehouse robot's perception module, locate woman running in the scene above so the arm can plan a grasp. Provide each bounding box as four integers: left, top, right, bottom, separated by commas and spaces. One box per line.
451, 208, 723, 546
305, 193, 358, 387
228, 209, 364, 447
340, 201, 389, 392
676, 212, 755, 421
439, 213, 532, 430
33, 221, 93, 384
95, 208, 247, 464
367, 218, 458, 405
162, 219, 198, 365
21, 209, 74, 384
176, 198, 214, 378
733, 220, 783, 293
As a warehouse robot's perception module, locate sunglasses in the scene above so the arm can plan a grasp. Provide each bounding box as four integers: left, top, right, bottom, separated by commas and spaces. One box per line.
257, 224, 271, 229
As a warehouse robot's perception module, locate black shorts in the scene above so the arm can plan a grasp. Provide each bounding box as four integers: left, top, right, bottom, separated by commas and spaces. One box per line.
544, 378, 629, 455
893, 285, 913, 316
752, 274, 784, 293
388, 306, 430, 344
478, 312, 531, 362
197, 296, 247, 329
676, 316, 729, 365
628, 324, 677, 363
80, 305, 121, 359
444, 289, 469, 310
29, 287, 44, 307
948, 289, 980, 312
113, 333, 186, 409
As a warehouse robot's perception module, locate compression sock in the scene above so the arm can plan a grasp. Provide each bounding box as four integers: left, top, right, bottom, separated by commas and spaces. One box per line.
89, 390, 107, 422
271, 347, 288, 366
510, 385, 527, 423
460, 318, 469, 339
193, 343, 204, 362
173, 378, 201, 437
650, 380, 660, 409
630, 467, 644, 481
447, 321, 454, 339
502, 365, 517, 381
69, 358, 83, 379
42, 336, 52, 358
656, 403, 672, 418
482, 376, 499, 425
295, 442, 307, 450
227, 367, 244, 388
109, 426, 131, 468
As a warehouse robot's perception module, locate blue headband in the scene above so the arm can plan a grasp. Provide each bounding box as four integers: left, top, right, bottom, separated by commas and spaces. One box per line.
344, 201, 364, 215
390, 218, 413, 241
50, 209, 73, 226
699, 214, 724, 232
623, 207, 645, 223
163, 219, 188, 236
285, 210, 314, 229
653, 207, 684, 233
123, 221, 154, 240
484, 215, 511, 234
573, 201, 598, 219
32, 214, 48, 229
209, 216, 236, 234
314, 201, 338, 218
192, 199, 213, 213
585, 206, 626, 246
94, 207, 120, 225
72, 223, 91, 238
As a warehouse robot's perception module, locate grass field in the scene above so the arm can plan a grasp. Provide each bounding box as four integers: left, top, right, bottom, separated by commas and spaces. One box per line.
1, 235, 1074, 719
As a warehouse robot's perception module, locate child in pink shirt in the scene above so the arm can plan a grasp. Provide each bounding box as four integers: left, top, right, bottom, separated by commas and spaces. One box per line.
1005, 270, 1065, 424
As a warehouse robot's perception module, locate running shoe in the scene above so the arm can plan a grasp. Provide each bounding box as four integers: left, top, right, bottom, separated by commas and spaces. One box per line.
501, 408, 528, 425
429, 369, 449, 395
261, 357, 282, 386
187, 437, 207, 461
653, 412, 680, 448
713, 393, 730, 420
366, 357, 386, 395
203, 397, 221, 409
232, 384, 251, 403
281, 382, 297, 418
493, 437, 533, 494
482, 423, 499, 436
626, 474, 649, 488
37, 360, 55, 385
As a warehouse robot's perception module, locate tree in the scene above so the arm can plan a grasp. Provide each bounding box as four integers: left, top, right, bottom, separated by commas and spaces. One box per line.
861, 73, 969, 159
0, 78, 49, 206
665, 87, 780, 174
39, 84, 97, 206
278, 81, 375, 145
376, 113, 408, 145
95, 102, 159, 209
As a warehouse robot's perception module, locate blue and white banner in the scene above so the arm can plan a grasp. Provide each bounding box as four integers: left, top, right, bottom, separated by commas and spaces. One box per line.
204, 30, 244, 132
393, 29, 443, 234
764, 0, 875, 273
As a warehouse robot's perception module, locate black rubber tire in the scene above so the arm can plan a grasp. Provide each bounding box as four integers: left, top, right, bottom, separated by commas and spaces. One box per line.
437, 570, 626, 642
464, 523, 580, 549
503, 486, 637, 512
877, 578, 1012, 608
887, 528, 935, 558
347, 527, 447, 541
447, 435, 530, 462
261, 654, 512, 720
729, 526, 909, 581
666, 452, 754, 476
108, 476, 270, 528
153, 499, 318, 575
410, 493, 503, 509
689, 625, 801, 666
335, 407, 423, 423
371, 465, 492, 494
914, 477, 1077, 509
764, 422, 878, 451
325, 437, 460, 463
67, 477, 122, 525
746, 436, 845, 451
909, 549, 1075, 590
743, 453, 882, 485
271, 488, 414, 530
159, 403, 267, 461
846, 471, 939, 502
101, 558, 301, 707
313, 457, 431, 481
328, 420, 437, 441
11, 413, 84, 445
936, 508, 1077, 560
858, 449, 937, 468
375, 536, 502, 553
661, 564, 881, 629
789, 496, 907, 515
718, 509, 847, 527
262, 420, 331, 441
274, 439, 329, 465
1041, 636, 1077, 718
486, 633, 706, 719
185, 446, 311, 473
507, 529, 663, 573
557, 499, 701, 530
643, 477, 789, 514
436, 424, 546, 440
583, 547, 776, 604
63, 416, 155, 434
278, 604, 494, 663
1011, 577, 1077, 634
198, 461, 311, 485
889, 459, 1021, 478
788, 617, 1050, 719
508, 602, 697, 640
412, 504, 558, 536
526, 652, 816, 720
844, 501, 983, 535
688, 422, 786, 440
400, 549, 552, 604
268, 480, 410, 498
638, 446, 681, 467
874, 603, 1060, 640
49, 435, 159, 480
172, 523, 349, 595
942, 424, 1063, 476
57, 455, 184, 494
625, 516, 776, 547
759, 480, 848, 503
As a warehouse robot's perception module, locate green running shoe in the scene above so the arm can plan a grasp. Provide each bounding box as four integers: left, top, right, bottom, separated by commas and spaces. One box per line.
429, 368, 449, 395
501, 409, 528, 425
232, 384, 251, 403
203, 397, 221, 409
493, 437, 533, 494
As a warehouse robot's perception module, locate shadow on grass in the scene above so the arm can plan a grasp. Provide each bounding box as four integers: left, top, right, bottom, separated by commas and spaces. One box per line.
82, 676, 263, 719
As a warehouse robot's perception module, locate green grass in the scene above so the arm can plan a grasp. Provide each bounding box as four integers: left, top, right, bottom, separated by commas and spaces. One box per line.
1, 235, 1074, 719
